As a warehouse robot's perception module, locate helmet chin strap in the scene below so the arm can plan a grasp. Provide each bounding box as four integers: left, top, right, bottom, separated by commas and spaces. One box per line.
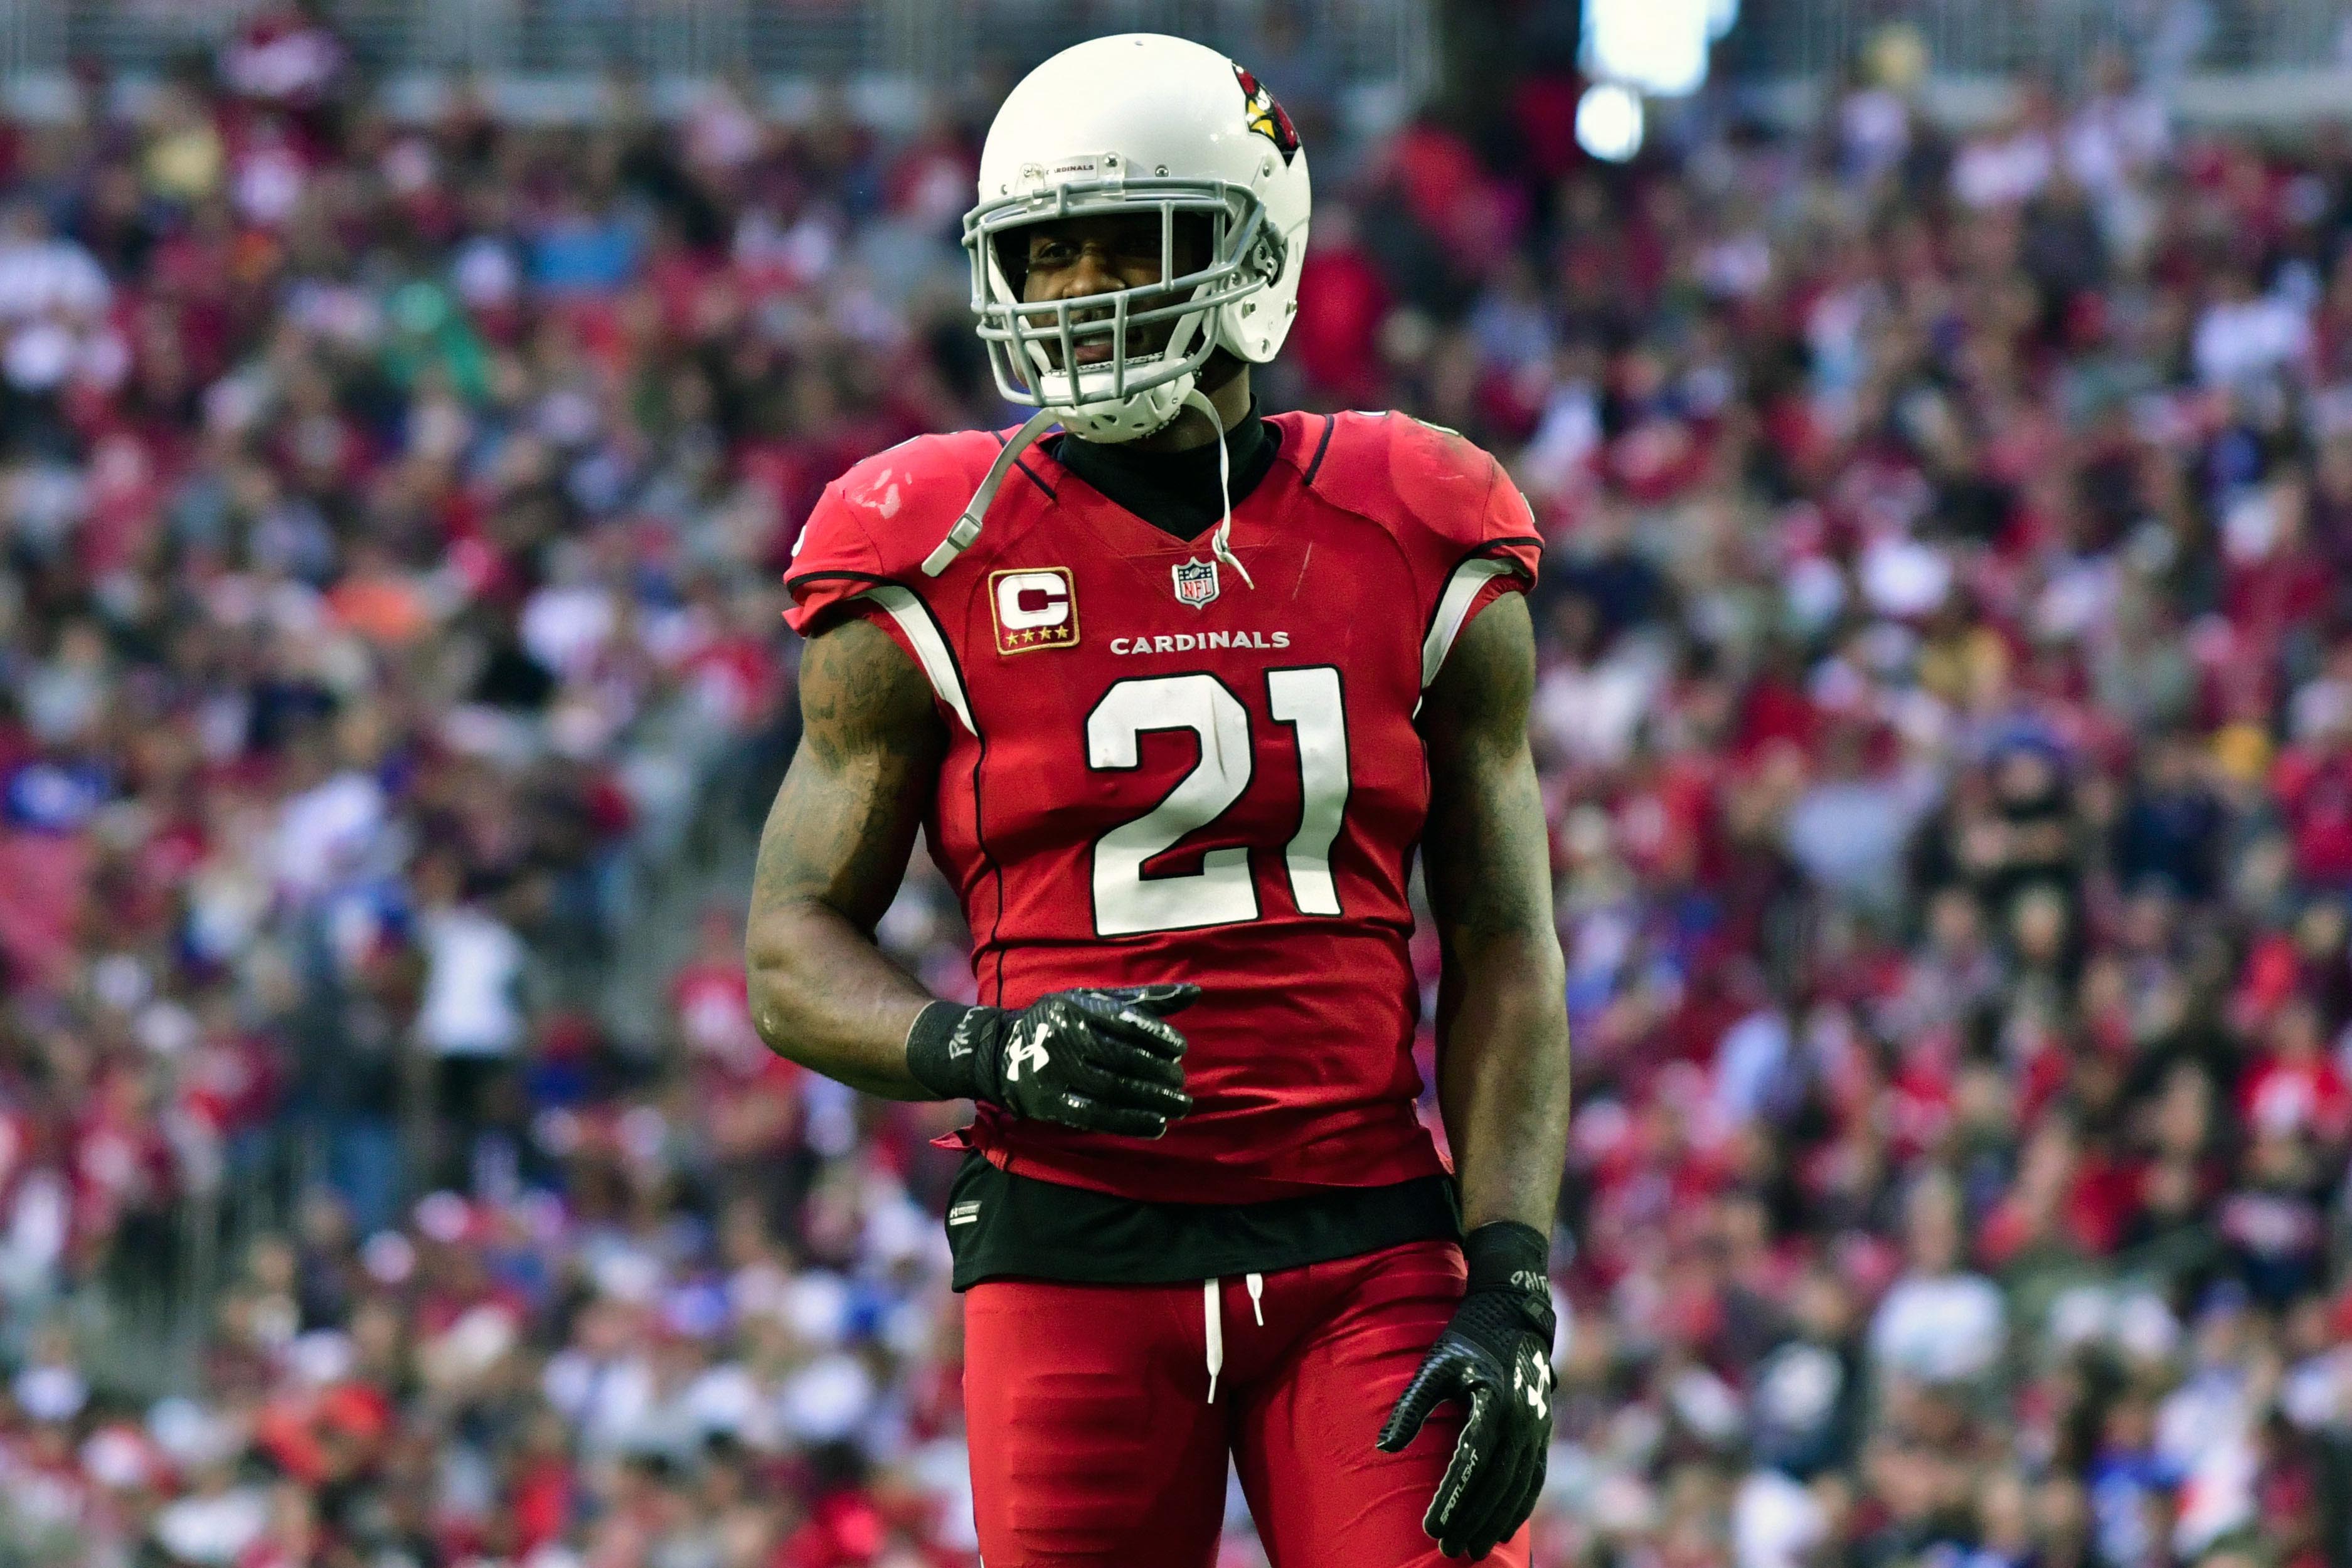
922, 406, 1059, 577
1181, 385, 1254, 591
922, 385, 1255, 588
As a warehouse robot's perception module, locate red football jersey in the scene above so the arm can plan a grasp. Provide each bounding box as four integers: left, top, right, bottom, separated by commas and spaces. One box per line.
784, 410, 1541, 1204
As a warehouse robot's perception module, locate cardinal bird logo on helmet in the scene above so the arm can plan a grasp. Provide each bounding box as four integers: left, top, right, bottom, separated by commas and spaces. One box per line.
1233, 65, 1299, 164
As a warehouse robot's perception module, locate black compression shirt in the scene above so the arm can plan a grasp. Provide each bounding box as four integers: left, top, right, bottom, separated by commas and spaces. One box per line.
1045, 401, 1283, 541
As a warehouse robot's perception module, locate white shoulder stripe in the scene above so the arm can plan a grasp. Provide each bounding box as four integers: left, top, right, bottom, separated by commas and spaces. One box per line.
1421, 557, 1518, 690
857, 584, 976, 737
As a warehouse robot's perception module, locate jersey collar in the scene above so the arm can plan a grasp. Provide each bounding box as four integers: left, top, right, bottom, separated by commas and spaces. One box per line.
1043, 401, 1282, 544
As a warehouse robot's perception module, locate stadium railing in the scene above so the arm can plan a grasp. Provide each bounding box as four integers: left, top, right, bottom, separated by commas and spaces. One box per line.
1725, 0, 2351, 82
4, 0, 1436, 97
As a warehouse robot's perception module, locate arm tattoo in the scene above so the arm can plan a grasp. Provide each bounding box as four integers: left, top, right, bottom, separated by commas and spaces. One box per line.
752, 617, 945, 930
744, 615, 949, 1096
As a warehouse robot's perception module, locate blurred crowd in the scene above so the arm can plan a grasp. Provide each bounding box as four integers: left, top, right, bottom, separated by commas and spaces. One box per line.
3, 3, 2352, 1566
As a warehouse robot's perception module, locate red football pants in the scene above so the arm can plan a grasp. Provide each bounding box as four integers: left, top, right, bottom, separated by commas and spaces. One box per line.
962, 1237, 1533, 1567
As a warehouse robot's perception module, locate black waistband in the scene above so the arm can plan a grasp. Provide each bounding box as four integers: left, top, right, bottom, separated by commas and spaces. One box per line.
944, 1153, 1463, 1290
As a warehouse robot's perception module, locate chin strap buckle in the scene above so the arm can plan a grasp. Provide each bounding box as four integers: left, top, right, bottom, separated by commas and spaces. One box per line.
920, 513, 982, 577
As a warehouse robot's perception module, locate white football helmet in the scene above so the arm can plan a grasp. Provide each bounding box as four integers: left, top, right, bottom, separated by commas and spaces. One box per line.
964, 33, 1312, 444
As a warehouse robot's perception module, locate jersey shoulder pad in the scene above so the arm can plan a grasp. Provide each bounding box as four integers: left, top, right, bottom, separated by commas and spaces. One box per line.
1297, 410, 1538, 561
783, 430, 1006, 633
1295, 411, 1543, 689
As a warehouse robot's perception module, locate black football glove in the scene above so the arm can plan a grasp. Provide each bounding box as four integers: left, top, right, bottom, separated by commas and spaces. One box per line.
1377, 1221, 1556, 1560
904, 985, 1198, 1138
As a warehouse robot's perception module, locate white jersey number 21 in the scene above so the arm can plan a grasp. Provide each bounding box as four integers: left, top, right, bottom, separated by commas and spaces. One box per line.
1083, 668, 1351, 936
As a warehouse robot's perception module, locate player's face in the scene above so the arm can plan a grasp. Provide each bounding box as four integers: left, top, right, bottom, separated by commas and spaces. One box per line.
1015, 214, 1208, 369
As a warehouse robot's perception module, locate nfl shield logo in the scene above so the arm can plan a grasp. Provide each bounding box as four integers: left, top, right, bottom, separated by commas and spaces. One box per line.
1171, 557, 1220, 609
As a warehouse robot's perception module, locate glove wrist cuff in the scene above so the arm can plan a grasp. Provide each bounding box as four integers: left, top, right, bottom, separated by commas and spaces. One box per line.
905, 1000, 986, 1101
1464, 1220, 1555, 1333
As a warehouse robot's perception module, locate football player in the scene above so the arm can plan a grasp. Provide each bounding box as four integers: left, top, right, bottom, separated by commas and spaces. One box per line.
747, 33, 1572, 1565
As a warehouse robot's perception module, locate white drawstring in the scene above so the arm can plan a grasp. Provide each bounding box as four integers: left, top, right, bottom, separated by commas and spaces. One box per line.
1203, 1274, 1267, 1402
1181, 387, 1255, 590
1203, 1279, 1223, 1404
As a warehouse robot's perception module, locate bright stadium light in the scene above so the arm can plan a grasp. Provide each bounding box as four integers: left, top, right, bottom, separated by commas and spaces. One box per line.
1576, 83, 1646, 162
1585, 0, 1714, 95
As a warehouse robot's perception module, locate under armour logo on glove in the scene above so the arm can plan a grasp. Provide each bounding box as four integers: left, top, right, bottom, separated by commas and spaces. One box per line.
904, 985, 1200, 1139
1377, 1222, 1556, 1560
1513, 1345, 1551, 1422
1004, 1021, 1051, 1081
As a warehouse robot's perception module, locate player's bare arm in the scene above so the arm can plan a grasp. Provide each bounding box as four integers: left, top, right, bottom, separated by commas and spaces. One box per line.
746, 615, 1200, 1130
1418, 590, 1571, 1239
744, 615, 947, 1099
1380, 590, 1568, 1562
